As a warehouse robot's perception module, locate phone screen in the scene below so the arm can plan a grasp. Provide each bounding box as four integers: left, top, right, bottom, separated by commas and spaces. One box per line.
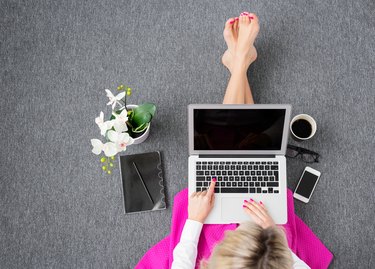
295, 171, 319, 198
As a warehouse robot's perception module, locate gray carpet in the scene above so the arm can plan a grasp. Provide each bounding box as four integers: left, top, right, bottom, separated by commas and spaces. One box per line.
1, 0, 374, 268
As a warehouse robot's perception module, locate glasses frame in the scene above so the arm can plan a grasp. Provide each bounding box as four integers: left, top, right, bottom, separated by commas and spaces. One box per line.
286, 144, 320, 163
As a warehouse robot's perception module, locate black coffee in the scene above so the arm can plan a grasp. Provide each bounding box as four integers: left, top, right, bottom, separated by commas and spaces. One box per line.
292, 119, 312, 138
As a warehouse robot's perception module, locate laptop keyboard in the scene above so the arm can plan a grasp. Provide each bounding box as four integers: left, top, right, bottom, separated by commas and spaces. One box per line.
195, 161, 280, 194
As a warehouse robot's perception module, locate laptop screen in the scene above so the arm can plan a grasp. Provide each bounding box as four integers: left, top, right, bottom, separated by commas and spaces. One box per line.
193, 109, 286, 151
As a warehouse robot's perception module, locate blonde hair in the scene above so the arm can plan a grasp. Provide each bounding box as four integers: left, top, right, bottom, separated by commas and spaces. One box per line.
200, 222, 293, 269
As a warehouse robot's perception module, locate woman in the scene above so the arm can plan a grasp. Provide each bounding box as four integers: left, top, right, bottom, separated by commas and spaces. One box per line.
171, 12, 311, 269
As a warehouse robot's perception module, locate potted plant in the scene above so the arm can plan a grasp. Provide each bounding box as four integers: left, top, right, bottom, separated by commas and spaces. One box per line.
91, 84, 156, 174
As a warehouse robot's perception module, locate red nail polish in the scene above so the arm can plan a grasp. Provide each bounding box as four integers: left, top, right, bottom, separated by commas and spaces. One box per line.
260, 201, 263, 205
230, 21, 234, 24
249, 16, 254, 19
242, 205, 246, 208
235, 17, 239, 20
244, 199, 248, 203
212, 178, 217, 182
250, 198, 254, 202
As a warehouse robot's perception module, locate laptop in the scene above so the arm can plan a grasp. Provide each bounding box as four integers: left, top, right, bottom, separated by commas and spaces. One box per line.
188, 104, 291, 224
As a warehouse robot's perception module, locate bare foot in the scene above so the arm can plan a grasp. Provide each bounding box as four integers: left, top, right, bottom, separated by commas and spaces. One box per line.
222, 17, 238, 73
233, 12, 259, 72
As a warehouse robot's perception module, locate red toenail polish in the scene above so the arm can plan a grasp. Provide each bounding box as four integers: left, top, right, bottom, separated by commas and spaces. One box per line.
235, 17, 239, 20
249, 16, 254, 19
230, 20, 235, 24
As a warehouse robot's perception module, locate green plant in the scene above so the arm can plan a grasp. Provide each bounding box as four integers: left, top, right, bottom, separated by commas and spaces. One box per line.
127, 103, 156, 134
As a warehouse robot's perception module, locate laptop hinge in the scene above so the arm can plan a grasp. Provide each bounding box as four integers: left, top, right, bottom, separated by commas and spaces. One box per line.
198, 154, 276, 158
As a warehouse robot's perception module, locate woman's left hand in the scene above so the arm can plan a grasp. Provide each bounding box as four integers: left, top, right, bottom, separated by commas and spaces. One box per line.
243, 199, 275, 229
188, 180, 216, 223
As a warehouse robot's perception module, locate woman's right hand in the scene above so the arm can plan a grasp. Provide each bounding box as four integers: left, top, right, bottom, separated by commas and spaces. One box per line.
243, 199, 275, 229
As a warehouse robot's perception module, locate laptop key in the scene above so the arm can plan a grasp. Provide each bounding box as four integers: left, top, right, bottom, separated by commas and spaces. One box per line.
235, 176, 240, 181
233, 182, 237, 187
204, 182, 209, 186
264, 176, 269, 181
239, 171, 244, 175
255, 182, 260, 187
217, 171, 221, 175
211, 171, 215, 175
214, 161, 219, 164
274, 190, 279, 193
257, 171, 261, 175
202, 162, 207, 164
208, 165, 213, 170
197, 171, 204, 175
271, 165, 278, 170
250, 182, 254, 187
270, 176, 275, 181
261, 161, 266, 164
257, 176, 262, 181
262, 190, 267, 193
242, 165, 247, 170
219, 165, 224, 170
202, 165, 207, 170
206, 176, 211, 181
246, 176, 251, 181
262, 171, 267, 176
220, 182, 225, 187
205, 171, 209, 175
261, 182, 266, 187
218, 176, 223, 181
256, 188, 262, 193
238, 182, 243, 187
267, 182, 279, 187
250, 188, 256, 193
226, 182, 231, 187
224, 176, 228, 181
196, 182, 202, 186
197, 177, 205, 181
214, 188, 220, 193
196, 187, 201, 192
228, 171, 233, 175
197, 161, 201, 164
222, 171, 227, 175
268, 188, 273, 193
254, 166, 258, 170
241, 176, 245, 181
229, 176, 234, 181
244, 182, 249, 187
274, 171, 279, 181
268, 171, 273, 175
245, 171, 250, 175
248, 165, 253, 170
221, 188, 248, 193
251, 171, 255, 175
234, 171, 239, 176
252, 177, 257, 181
259, 165, 264, 170
265, 165, 270, 170
196, 166, 202, 170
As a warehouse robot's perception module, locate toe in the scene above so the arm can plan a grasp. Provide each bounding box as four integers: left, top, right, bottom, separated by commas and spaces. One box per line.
225, 17, 235, 27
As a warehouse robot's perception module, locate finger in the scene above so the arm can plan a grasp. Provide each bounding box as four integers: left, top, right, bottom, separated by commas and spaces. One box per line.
190, 192, 197, 198
207, 179, 216, 197
244, 200, 267, 220
249, 199, 268, 217
242, 205, 263, 223
200, 190, 207, 197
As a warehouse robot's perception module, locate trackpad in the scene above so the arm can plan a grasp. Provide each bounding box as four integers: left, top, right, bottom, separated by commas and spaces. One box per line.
221, 197, 247, 223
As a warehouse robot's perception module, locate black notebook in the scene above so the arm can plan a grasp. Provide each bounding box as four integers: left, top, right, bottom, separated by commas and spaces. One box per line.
119, 151, 166, 214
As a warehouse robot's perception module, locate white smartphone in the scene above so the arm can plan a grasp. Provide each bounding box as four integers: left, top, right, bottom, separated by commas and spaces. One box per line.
293, 166, 321, 203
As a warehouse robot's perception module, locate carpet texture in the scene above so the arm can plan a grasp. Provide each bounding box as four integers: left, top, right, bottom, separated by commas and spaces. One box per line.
0, 0, 374, 268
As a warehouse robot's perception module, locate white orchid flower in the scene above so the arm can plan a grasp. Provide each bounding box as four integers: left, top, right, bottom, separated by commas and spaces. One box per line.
105, 89, 126, 110
112, 109, 129, 133
107, 130, 134, 152
91, 139, 118, 157
95, 111, 115, 136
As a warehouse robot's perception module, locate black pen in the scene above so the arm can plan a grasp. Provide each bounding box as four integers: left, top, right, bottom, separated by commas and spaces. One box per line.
132, 162, 154, 204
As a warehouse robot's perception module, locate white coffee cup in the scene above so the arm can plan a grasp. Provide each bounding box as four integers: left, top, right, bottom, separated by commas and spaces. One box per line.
290, 114, 317, 141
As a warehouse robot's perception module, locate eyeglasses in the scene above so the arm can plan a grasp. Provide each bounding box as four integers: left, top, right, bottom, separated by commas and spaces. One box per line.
286, 144, 320, 163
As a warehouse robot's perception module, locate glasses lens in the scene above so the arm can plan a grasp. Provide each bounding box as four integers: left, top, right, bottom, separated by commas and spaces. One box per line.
301, 153, 317, 163
286, 148, 299, 158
